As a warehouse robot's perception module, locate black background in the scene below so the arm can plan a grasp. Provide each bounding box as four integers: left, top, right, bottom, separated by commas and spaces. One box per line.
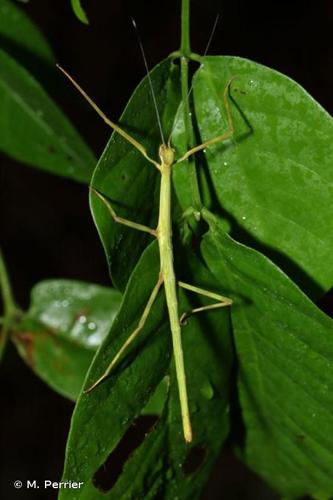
1, 0, 332, 499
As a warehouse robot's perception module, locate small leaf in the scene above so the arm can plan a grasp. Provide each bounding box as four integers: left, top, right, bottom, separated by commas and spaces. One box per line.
13, 280, 122, 400
71, 0, 89, 25
90, 58, 181, 290
193, 56, 333, 298
0, 49, 96, 182
202, 210, 333, 498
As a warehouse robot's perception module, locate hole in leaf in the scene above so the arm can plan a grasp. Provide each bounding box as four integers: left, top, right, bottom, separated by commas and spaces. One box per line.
93, 415, 158, 492
182, 444, 206, 475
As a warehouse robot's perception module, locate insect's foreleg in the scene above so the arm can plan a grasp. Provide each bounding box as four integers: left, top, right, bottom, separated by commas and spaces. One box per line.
57, 65, 160, 169
177, 77, 235, 164
85, 274, 163, 393
178, 281, 232, 325
91, 188, 156, 236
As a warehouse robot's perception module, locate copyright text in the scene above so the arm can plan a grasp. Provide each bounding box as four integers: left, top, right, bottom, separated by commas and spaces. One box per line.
14, 480, 83, 489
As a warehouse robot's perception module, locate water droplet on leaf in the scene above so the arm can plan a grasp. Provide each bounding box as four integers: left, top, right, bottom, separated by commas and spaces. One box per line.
200, 381, 214, 400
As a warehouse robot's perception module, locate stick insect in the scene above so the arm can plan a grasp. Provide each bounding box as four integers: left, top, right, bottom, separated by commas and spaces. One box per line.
58, 58, 234, 443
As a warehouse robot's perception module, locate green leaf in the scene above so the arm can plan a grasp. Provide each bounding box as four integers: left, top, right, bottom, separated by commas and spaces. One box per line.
193, 56, 333, 298
71, 0, 89, 25
90, 58, 181, 290
0, 0, 54, 66
140, 377, 168, 416
12, 279, 122, 400
109, 267, 233, 499
0, 48, 96, 182
59, 240, 233, 499
202, 210, 333, 498
59, 242, 172, 498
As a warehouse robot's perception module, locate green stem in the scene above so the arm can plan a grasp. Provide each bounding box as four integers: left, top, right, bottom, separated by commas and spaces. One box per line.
181, 0, 191, 57
179, 0, 202, 209
0, 250, 15, 316
0, 249, 17, 358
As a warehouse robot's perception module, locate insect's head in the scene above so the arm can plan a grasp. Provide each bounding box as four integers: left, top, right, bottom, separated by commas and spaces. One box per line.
159, 143, 175, 167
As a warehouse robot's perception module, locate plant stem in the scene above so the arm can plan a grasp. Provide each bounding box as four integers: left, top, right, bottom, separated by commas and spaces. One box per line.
181, 0, 191, 57
180, 0, 202, 210
0, 249, 16, 359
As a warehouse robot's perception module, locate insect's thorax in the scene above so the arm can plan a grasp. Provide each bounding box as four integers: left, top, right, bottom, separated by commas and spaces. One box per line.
159, 143, 175, 169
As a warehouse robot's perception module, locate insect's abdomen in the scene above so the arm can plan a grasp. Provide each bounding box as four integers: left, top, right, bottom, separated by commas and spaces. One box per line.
157, 166, 192, 442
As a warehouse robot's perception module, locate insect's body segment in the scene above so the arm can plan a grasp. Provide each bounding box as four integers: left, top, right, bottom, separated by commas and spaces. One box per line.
157, 144, 192, 442
58, 64, 235, 443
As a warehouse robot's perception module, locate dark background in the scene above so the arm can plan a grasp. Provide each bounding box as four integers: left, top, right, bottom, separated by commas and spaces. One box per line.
1, 0, 332, 499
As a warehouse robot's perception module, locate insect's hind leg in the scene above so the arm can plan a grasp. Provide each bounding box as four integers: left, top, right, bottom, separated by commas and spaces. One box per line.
177, 77, 236, 164
85, 274, 163, 393
178, 281, 232, 325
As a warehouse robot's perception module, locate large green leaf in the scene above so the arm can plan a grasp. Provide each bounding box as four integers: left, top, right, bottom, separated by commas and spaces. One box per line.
0, 0, 54, 66
202, 210, 333, 498
12, 279, 122, 400
59, 242, 172, 499
60, 239, 233, 499
98, 250, 233, 500
0, 48, 96, 182
193, 56, 333, 297
90, 58, 181, 290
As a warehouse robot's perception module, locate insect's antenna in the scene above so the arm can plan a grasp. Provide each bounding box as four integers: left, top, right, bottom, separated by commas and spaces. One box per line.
132, 18, 166, 145
203, 13, 220, 57
168, 13, 220, 144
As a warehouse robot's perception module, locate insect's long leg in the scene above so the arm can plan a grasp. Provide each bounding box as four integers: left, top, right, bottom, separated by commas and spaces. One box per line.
177, 78, 235, 164
91, 188, 156, 236
178, 281, 232, 325
57, 65, 160, 170
85, 274, 163, 393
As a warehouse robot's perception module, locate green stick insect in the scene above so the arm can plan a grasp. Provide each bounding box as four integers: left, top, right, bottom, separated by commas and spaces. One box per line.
58, 58, 235, 443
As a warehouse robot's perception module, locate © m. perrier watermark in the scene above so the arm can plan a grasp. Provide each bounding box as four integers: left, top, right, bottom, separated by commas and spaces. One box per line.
14, 479, 83, 489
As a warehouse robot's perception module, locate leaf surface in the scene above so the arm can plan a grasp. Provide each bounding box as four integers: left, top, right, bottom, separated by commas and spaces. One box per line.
71, 0, 89, 24
202, 210, 333, 498
59, 240, 233, 499
0, 49, 96, 182
90, 58, 181, 289
101, 250, 233, 500
13, 279, 122, 400
59, 242, 172, 499
193, 56, 333, 297
0, 0, 54, 66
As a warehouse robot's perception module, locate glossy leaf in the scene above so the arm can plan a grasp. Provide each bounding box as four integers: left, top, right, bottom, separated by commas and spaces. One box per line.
90, 58, 181, 290
13, 279, 122, 400
107, 253, 233, 500
202, 210, 333, 498
0, 0, 54, 66
60, 240, 233, 499
59, 242, 172, 499
0, 48, 96, 182
193, 56, 333, 298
